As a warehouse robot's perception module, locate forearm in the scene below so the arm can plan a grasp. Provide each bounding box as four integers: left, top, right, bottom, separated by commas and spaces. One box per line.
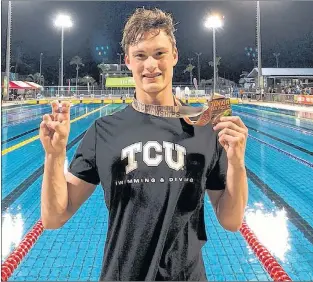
216, 164, 248, 231
41, 152, 69, 228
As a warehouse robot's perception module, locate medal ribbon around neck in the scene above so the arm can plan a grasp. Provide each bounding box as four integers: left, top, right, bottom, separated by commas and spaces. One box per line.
131, 97, 213, 126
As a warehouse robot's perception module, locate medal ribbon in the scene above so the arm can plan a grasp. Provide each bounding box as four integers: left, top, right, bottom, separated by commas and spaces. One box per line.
131, 97, 213, 126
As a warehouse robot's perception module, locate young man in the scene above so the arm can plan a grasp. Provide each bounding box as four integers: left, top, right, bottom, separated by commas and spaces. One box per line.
40, 8, 248, 281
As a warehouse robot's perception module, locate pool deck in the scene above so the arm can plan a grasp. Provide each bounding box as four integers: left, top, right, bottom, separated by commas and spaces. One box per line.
245, 101, 313, 113
2, 102, 21, 107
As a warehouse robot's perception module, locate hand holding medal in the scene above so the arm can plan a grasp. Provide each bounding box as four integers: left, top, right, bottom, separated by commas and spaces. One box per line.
132, 94, 248, 168
213, 115, 248, 168
182, 96, 248, 168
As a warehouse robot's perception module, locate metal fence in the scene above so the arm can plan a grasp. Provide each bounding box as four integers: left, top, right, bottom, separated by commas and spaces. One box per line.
6, 86, 313, 106
38, 85, 236, 98
241, 92, 313, 106
20, 90, 237, 101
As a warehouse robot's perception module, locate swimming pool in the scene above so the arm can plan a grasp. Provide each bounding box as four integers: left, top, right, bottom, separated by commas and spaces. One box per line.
1, 103, 313, 281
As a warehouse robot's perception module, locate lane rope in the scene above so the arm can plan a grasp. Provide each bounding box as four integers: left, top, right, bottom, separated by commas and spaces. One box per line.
1, 220, 44, 282
240, 222, 292, 281
233, 110, 313, 136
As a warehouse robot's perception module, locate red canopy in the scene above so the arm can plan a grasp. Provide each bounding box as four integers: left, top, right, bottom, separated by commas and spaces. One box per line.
9, 81, 35, 89
24, 81, 42, 89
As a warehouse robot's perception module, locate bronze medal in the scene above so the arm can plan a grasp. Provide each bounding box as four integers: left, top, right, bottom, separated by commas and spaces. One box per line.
131, 96, 232, 127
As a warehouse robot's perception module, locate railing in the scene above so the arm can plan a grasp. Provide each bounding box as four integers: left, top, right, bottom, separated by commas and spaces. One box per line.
241, 92, 313, 106
5, 88, 312, 106
38, 85, 237, 98
19, 91, 239, 101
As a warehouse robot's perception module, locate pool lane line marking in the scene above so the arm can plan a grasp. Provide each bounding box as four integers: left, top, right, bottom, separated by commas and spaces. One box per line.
237, 104, 313, 123
1, 105, 108, 156
246, 168, 313, 246
2, 105, 54, 127
246, 126, 313, 156
2, 104, 48, 111
2, 127, 39, 145
248, 134, 313, 169
1, 105, 125, 212
2, 105, 80, 127
234, 108, 313, 133
2, 107, 84, 145
2, 104, 86, 131
233, 110, 313, 136
1, 131, 86, 213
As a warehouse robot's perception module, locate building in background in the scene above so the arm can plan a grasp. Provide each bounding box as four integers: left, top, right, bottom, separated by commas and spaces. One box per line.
247, 68, 313, 91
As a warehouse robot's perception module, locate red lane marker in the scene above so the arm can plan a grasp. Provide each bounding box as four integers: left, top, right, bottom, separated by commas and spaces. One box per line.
1, 219, 293, 282
1, 220, 44, 281
240, 221, 292, 281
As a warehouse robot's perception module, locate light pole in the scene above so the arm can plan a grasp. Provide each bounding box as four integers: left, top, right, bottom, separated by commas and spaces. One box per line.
5, 1, 12, 100
100, 73, 104, 91
58, 58, 61, 96
188, 58, 194, 85
195, 52, 202, 85
54, 14, 73, 90
273, 52, 280, 68
256, 1, 263, 92
117, 53, 123, 71
39, 52, 43, 85
205, 14, 223, 94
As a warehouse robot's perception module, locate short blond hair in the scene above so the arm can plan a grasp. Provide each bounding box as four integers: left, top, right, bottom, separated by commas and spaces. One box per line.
121, 7, 177, 53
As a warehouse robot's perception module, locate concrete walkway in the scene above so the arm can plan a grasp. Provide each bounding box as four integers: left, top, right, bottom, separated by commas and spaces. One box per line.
1, 102, 20, 107
245, 101, 313, 113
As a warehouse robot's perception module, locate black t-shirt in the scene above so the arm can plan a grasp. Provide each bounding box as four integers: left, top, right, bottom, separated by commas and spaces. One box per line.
69, 105, 227, 281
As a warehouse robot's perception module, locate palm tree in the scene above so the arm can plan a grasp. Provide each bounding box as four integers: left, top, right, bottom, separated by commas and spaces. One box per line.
70, 56, 84, 92
66, 77, 83, 85
66, 77, 79, 84
97, 63, 111, 89
82, 76, 96, 85
25, 74, 34, 82
26, 73, 44, 85
81, 75, 96, 93
183, 64, 195, 85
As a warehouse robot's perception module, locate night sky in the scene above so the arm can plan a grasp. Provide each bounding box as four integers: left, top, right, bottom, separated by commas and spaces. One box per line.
1, 1, 313, 84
